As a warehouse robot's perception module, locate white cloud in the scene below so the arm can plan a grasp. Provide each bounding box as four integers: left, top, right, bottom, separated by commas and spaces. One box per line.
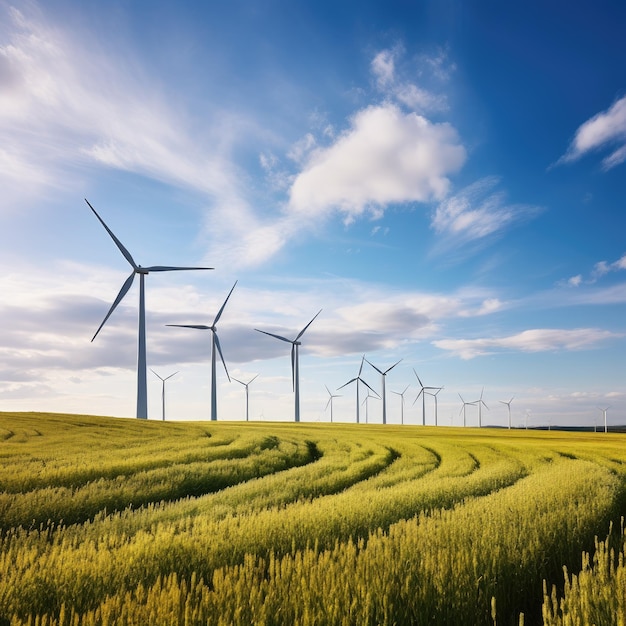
558, 95, 626, 169
567, 275, 583, 287
431, 177, 540, 245
433, 328, 621, 360
288, 103, 466, 221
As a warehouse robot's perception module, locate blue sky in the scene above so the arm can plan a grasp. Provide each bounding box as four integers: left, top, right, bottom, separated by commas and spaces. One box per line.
1, 0, 625, 427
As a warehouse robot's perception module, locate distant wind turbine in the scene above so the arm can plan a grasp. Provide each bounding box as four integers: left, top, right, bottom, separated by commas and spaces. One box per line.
167, 281, 237, 421
413, 370, 441, 426
255, 310, 322, 422
232, 374, 258, 422
499, 396, 515, 430
362, 391, 379, 424
598, 406, 610, 433
338, 357, 379, 424
365, 358, 402, 424
324, 385, 341, 422
391, 385, 410, 425
473, 387, 489, 427
458, 394, 476, 428
150, 369, 177, 421
86, 199, 212, 419
425, 387, 443, 426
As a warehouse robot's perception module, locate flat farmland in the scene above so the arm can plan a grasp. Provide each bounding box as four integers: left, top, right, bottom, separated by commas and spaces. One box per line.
0, 412, 625, 626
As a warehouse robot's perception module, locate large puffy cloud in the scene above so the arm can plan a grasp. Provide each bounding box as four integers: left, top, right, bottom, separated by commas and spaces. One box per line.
558, 96, 626, 170
288, 104, 466, 222
433, 328, 621, 360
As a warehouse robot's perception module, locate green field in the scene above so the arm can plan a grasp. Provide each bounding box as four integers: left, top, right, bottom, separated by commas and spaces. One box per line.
1, 412, 625, 626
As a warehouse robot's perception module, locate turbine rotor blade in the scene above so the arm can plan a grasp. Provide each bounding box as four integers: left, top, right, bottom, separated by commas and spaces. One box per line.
214, 332, 230, 382
213, 281, 238, 326
255, 329, 293, 343
164, 372, 178, 381
295, 309, 322, 341
384, 359, 403, 374
325, 397, 332, 411
364, 358, 383, 375
358, 356, 365, 376
166, 324, 210, 330
92, 271, 136, 341
150, 368, 164, 381
247, 374, 259, 385
413, 369, 424, 388
359, 378, 380, 397
85, 199, 137, 269
338, 377, 357, 390
412, 388, 424, 406
144, 265, 213, 272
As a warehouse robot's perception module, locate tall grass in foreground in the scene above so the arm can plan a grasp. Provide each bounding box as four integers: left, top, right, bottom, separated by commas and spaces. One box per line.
1, 412, 626, 626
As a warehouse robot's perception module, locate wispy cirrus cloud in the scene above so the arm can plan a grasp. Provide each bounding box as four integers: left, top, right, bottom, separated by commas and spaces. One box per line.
433, 328, 621, 360
564, 253, 626, 287
430, 176, 541, 251
556, 95, 626, 170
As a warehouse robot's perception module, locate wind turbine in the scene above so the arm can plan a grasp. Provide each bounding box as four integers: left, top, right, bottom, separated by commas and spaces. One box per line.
425, 387, 443, 426
361, 391, 379, 424
365, 358, 402, 424
324, 385, 341, 422
255, 310, 322, 422
167, 281, 237, 421
413, 370, 441, 426
598, 406, 610, 433
86, 199, 212, 419
458, 394, 476, 428
150, 369, 177, 421
391, 385, 410, 425
473, 387, 489, 427
499, 396, 514, 430
338, 357, 379, 424
232, 374, 258, 422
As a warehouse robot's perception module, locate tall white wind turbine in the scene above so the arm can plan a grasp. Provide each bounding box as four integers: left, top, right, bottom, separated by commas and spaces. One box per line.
150, 369, 177, 421
167, 281, 237, 421
598, 406, 610, 433
473, 387, 489, 427
232, 374, 258, 422
255, 310, 321, 422
324, 385, 341, 422
87, 199, 212, 419
458, 394, 476, 428
365, 358, 402, 425
338, 357, 379, 424
391, 385, 410, 425
413, 370, 441, 426
499, 396, 514, 429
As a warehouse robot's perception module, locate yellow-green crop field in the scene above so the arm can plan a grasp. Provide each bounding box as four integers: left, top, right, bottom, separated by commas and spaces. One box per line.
1, 412, 625, 626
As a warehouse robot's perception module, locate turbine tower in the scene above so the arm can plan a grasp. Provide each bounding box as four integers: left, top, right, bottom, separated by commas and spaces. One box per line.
391, 385, 410, 424
413, 370, 441, 426
150, 369, 177, 421
338, 357, 379, 424
255, 310, 321, 422
472, 387, 489, 427
324, 385, 341, 422
167, 281, 237, 421
86, 199, 211, 419
598, 406, 610, 433
232, 374, 258, 422
499, 396, 514, 430
458, 394, 476, 428
365, 358, 401, 424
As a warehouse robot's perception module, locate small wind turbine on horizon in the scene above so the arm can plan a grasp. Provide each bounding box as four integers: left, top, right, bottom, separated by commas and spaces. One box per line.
150, 369, 177, 421
499, 396, 514, 430
391, 385, 410, 425
473, 388, 489, 427
365, 358, 402, 424
598, 406, 610, 433
255, 310, 321, 422
167, 281, 237, 421
232, 374, 258, 422
324, 385, 341, 422
362, 391, 379, 424
86, 199, 212, 419
413, 370, 441, 426
458, 394, 476, 428
338, 357, 379, 424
